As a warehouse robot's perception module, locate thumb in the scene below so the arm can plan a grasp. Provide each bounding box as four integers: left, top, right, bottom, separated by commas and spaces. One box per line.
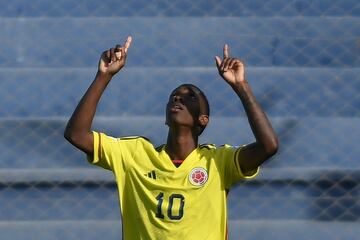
215, 56, 222, 69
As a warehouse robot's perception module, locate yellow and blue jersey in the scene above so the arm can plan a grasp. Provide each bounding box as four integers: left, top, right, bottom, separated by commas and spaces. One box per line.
88, 131, 259, 240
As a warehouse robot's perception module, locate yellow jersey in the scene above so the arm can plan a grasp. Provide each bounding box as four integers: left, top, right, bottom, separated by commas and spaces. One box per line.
88, 131, 259, 240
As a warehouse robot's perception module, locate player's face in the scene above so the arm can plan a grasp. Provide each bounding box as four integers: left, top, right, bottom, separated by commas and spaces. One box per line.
166, 85, 204, 130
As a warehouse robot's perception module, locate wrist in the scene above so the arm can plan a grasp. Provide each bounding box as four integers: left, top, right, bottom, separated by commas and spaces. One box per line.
231, 80, 254, 99
230, 79, 249, 90
96, 70, 113, 81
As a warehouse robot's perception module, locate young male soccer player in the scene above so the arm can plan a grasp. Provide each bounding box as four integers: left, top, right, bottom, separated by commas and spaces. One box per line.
64, 36, 278, 239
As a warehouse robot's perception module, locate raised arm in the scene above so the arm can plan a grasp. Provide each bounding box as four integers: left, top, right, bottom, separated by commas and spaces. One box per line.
215, 44, 278, 175
64, 36, 132, 155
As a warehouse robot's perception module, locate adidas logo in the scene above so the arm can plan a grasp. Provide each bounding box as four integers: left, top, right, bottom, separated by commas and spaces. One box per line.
145, 170, 157, 179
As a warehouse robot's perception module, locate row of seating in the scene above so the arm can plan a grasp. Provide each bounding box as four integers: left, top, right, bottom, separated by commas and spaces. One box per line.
1, 169, 358, 221
0, 18, 358, 67
0, 117, 358, 168
1, 0, 358, 17
0, 67, 358, 117
1, 220, 359, 240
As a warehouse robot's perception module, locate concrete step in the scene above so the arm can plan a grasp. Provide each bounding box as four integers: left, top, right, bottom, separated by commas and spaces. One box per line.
2, 167, 359, 183
1, 168, 359, 221
0, 67, 359, 117
1, 0, 359, 17
0, 219, 358, 240
0, 220, 121, 240
228, 220, 360, 240
0, 117, 359, 169
0, 17, 358, 67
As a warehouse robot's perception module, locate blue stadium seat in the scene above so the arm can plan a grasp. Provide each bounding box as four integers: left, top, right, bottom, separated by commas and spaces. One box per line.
0, 0, 359, 17
1, 220, 359, 240
0, 68, 359, 117
0, 221, 122, 240
0, 18, 358, 68
0, 117, 359, 169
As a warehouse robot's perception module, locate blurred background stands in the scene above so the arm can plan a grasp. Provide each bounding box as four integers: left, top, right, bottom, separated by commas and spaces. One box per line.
0, 0, 359, 239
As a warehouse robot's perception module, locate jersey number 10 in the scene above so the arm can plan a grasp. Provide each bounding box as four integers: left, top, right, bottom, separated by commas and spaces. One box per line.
156, 192, 185, 220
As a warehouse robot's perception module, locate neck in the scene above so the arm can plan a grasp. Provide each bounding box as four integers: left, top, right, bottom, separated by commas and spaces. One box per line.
166, 127, 198, 160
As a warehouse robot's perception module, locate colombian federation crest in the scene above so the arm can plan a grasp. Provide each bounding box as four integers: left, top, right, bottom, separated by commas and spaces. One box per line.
189, 167, 208, 187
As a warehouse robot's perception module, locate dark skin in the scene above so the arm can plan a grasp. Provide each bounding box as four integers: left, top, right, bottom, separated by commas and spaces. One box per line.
64, 36, 278, 175
64, 36, 132, 155
215, 44, 278, 174
165, 85, 209, 160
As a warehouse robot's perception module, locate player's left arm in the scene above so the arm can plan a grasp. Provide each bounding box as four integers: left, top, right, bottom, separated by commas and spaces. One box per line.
215, 44, 279, 176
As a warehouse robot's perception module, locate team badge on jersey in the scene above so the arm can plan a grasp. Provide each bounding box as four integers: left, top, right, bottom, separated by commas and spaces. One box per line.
189, 167, 208, 187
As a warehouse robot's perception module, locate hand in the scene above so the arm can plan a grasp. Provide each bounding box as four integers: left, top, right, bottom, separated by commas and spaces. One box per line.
98, 36, 132, 76
215, 44, 246, 86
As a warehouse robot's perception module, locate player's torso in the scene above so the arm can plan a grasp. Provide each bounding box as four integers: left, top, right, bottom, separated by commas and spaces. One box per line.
114, 143, 228, 240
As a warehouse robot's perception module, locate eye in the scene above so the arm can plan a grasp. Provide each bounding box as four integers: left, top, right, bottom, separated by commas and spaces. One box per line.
189, 93, 197, 101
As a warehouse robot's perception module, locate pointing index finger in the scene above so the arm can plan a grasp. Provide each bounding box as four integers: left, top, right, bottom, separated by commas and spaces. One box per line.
124, 36, 132, 53
223, 44, 229, 58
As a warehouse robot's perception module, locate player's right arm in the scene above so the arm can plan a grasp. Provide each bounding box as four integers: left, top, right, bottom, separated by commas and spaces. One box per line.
64, 36, 132, 155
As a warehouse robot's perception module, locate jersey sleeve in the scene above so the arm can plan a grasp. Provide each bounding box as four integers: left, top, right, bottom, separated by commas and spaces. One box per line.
87, 131, 139, 171
216, 144, 260, 189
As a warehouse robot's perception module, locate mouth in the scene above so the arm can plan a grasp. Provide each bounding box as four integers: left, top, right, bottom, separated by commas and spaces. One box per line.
169, 103, 183, 112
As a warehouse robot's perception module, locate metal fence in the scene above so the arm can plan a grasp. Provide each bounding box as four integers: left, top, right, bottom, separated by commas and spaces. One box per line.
0, 0, 359, 239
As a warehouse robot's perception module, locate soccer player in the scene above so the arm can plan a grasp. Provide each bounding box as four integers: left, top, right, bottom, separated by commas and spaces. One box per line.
64, 36, 278, 240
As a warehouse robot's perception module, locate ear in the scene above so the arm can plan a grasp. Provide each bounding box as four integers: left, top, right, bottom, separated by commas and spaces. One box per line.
198, 114, 209, 127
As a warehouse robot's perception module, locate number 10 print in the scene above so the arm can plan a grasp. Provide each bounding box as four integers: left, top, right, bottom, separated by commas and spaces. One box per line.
155, 192, 185, 220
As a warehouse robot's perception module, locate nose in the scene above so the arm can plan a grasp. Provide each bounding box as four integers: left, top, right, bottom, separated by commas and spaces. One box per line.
173, 95, 181, 102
